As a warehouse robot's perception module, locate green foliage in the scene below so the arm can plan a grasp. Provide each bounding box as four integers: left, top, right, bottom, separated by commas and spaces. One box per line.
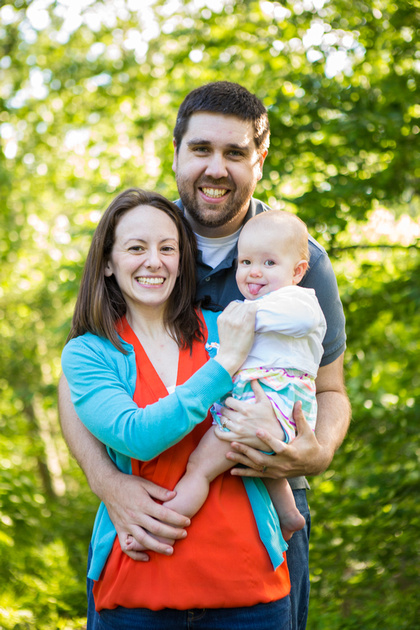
308, 248, 420, 628
0, 0, 419, 627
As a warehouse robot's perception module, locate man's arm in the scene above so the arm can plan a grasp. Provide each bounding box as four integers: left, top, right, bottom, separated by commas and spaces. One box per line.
311, 353, 351, 472
58, 374, 190, 558
223, 354, 351, 478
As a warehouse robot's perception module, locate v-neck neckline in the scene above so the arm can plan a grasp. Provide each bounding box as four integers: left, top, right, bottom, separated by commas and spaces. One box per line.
117, 315, 205, 400
119, 316, 179, 396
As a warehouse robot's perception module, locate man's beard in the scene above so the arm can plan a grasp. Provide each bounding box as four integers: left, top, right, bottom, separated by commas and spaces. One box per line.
176, 175, 255, 230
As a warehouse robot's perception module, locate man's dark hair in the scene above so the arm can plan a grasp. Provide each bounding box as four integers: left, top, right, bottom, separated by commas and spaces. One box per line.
173, 81, 270, 154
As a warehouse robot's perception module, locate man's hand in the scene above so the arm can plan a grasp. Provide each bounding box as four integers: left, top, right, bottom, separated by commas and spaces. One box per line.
226, 401, 330, 479
58, 375, 191, 560
104, 473, 191, 561
226, 355, 351, 479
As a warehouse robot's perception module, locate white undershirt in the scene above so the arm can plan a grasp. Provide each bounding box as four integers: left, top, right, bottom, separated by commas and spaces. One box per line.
195, 228, 241, 269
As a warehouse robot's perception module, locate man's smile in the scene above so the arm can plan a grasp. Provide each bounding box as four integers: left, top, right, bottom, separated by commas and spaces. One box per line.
200, 187, 229, 199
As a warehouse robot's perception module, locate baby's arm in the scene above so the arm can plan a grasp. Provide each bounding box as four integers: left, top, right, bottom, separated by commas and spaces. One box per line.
163, 428, 233, 518
162, 379, 280, 521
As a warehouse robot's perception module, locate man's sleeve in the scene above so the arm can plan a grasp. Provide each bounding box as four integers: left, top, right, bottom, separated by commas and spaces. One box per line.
301, 245, 346, 366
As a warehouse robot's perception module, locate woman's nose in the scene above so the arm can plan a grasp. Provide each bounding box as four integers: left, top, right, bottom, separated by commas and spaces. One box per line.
145, 248, 161, 268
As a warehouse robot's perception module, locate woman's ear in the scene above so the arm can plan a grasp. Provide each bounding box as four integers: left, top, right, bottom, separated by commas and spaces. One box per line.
292, 260, 308, 285
104, 261, 113, 277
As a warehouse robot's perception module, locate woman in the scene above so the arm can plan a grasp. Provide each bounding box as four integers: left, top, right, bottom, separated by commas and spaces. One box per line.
62, 188, 291, 630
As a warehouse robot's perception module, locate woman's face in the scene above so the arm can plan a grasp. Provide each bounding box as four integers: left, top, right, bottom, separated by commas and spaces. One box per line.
105, 205, 180, 315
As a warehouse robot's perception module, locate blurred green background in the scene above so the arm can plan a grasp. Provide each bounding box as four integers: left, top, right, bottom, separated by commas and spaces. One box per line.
0, 0, 419, 628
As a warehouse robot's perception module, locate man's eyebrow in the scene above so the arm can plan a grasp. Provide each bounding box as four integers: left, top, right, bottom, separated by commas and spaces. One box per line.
186, 138, 252, 152
186, 138, 211, 147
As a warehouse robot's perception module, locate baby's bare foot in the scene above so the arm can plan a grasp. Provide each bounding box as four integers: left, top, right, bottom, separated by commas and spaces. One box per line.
280, 510, 306, 541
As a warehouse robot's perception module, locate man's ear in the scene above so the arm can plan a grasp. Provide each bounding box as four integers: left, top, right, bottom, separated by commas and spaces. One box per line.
104, 261, 113, 277
172, 138, 178, 173
256, 148, 268, 181
292, 260, 308, 285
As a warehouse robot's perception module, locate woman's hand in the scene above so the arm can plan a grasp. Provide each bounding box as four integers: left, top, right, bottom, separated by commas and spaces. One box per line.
215, 301, 257, 376
214, 380, 286, 449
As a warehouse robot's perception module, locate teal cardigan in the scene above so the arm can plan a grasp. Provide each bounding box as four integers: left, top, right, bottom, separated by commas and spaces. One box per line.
61, 310, 286, 579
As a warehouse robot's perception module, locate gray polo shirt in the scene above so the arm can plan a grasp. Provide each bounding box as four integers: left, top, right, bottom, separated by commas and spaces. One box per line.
176, 197, 347, 489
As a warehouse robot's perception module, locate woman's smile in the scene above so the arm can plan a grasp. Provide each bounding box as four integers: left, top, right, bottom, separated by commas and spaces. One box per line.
104, 204, 180, 314
135, 276, 165, 286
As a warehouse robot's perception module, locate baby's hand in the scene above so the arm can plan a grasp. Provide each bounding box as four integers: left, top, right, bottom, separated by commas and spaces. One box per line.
124, 534, 146, 552
124, 533, 175, 552
216, 380, 286, 446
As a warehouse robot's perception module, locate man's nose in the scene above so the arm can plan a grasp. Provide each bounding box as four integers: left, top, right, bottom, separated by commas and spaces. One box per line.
204, 152, 228, 179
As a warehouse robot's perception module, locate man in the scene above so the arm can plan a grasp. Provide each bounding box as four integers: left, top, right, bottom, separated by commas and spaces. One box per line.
59, 82, 350, 629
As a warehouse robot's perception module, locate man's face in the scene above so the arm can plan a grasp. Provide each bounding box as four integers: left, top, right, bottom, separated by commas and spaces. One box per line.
172, 112, 267, 237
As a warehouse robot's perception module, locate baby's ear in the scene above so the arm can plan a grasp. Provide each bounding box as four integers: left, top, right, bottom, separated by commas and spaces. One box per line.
293, 260, 308, 285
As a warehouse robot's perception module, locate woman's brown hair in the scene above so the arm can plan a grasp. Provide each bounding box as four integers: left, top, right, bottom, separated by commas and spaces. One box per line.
67, 188, 203, 352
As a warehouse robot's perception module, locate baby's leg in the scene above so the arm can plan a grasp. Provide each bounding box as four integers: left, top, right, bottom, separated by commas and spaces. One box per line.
163, 428, 233, 519
126, 430, 233, 551
264, 478, 306, 541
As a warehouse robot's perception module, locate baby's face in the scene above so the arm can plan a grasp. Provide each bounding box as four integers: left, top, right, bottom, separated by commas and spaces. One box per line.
236, 225, 297, 300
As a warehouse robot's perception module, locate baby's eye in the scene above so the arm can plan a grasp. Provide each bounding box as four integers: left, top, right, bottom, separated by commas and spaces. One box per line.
240, 259, 251, 266
264, 260, 275, 267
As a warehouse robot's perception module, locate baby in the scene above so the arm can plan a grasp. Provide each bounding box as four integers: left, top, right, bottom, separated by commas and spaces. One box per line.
131, 210, 326, 545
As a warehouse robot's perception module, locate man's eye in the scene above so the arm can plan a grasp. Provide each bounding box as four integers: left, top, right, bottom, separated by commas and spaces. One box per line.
229, 150, 244, 158
264, 260, 275, 266
193, 146, 209, 154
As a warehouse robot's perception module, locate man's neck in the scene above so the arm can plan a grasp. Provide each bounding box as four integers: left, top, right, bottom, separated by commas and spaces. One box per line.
184, 210, 245, 238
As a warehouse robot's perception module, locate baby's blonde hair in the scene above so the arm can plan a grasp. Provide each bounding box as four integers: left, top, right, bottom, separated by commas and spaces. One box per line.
241, 210, 309, 263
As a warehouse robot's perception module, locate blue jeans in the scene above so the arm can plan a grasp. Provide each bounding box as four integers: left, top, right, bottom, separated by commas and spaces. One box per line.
96, 598, 290, 630
86, 546, 98, 630
285, 489, 311, 630
86, 489, 310, 630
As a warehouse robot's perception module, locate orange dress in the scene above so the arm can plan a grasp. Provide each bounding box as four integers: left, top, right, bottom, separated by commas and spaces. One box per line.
93, 316, 290, 611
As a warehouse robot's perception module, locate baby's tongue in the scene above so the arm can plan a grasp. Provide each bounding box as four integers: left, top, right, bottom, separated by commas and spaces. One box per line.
248, 283, 262, 296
